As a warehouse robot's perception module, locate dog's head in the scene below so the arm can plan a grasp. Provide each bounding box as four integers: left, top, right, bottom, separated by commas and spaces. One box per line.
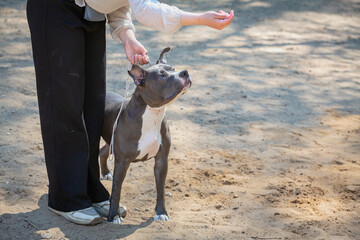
128, 47, 192, 108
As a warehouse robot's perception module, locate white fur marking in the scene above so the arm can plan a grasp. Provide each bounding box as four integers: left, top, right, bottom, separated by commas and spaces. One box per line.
112, 215, 124, 224
154, 214, 170, 221
101, 173, 113, 181
137, 106, 165, 160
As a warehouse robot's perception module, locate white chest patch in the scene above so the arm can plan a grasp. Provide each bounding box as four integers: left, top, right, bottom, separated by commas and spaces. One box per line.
136, 106, 166, 160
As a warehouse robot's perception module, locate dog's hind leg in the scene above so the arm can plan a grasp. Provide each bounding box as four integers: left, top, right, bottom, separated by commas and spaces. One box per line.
99, 144, 113, 180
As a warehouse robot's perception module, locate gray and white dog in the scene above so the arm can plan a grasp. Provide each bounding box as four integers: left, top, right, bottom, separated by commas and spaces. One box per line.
99, 48, 192, 223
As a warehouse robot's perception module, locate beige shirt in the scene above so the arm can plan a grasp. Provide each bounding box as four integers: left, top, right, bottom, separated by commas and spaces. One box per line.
75, 0, 183, 41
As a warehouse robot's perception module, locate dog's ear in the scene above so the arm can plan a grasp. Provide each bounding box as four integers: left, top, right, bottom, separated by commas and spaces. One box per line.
128, 64, 147, 87
156, 47, 171, 64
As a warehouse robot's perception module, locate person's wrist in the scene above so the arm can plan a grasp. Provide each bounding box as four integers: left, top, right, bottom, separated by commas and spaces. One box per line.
118, 28, 135, 46
124, 38, 133, 48
180, 12, 202, 26
197, 12, 206, 26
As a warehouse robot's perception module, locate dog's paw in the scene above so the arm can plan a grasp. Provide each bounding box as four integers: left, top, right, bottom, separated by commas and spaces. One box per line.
101, 173, 113, 181
111, 215, 124, 224
154, 214, 170, 221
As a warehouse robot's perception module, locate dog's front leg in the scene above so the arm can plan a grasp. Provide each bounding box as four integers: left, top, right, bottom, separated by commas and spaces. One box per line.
154, 127, 170, 221
108, 155, 130, 224
154, 153, 169, 221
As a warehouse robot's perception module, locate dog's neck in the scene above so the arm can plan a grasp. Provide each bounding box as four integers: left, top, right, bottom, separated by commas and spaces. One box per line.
126, 88, 166, 120
125, 88, 166, 160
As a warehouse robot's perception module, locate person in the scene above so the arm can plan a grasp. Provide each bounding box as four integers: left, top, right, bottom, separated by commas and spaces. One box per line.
27, 0, 234, 225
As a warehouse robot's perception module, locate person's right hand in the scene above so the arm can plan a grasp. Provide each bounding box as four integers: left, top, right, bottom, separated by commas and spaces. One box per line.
124, 38, 149, 65
118, 28, 149, 65
200, 10, 234, 30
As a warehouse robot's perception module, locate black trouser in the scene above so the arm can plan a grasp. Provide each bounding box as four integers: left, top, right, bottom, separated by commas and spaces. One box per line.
27, 0, 109, 212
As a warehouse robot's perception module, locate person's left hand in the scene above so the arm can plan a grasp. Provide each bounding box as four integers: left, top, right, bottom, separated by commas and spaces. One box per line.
124, 39, 149, 65
199, 10, 234, 30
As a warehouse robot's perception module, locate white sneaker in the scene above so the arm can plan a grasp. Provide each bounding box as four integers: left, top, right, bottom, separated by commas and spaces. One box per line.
49, 206, 101, 225
92, 200, 127, 218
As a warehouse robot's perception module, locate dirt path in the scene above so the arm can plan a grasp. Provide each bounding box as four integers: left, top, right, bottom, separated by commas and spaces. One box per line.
1, 0, 359, 239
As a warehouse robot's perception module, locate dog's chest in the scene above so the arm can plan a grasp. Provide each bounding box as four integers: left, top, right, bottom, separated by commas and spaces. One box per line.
136, 106, 165, 160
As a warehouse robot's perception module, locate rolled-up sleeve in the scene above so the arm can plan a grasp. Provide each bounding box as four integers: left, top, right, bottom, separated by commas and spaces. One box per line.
107, 6, 136, 41
129, 0, 183, 34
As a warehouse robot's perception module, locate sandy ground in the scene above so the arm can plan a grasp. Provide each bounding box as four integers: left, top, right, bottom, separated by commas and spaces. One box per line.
1, 0, 360, 239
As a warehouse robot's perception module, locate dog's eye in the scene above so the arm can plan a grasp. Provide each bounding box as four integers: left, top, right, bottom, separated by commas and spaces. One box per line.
159, 71, 167, 78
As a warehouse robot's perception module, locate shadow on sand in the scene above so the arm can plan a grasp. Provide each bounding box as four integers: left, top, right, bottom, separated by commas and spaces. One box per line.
1, 194, 153, 240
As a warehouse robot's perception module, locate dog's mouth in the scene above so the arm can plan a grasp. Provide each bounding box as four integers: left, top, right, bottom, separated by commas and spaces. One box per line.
165, 77, 192, 103
182, 77, 192, 92
177, 76, 192, 97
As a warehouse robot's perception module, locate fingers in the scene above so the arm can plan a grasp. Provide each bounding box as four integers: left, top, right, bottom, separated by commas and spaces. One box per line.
214, 12, 229, 19
125, 38, 149, 65
214, 9, 232, 18
135, 47, 148, 59
134, 43, 148, 65
131, 54, 149, 65
216, 10, 230, 19
215, 10, 234, 30
139, 54, 148, 65
229, 10, 234, 19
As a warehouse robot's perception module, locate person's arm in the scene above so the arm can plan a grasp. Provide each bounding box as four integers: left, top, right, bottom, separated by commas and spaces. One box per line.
108, 2, 234, 64
107, 6, 135, 41
129, 0, 182, 33
129, 0, 234, 33
107, 7, 148, 64
180, 10, 234, 30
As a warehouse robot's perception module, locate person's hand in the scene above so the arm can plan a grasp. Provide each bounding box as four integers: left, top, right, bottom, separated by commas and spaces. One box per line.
124, 39, 148, 65
200, 10, 234, 30
118, 28, 148, 65
180, 10, 234, 30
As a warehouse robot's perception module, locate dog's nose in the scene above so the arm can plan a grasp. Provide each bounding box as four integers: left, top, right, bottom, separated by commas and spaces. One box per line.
179, 70, 189, 78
